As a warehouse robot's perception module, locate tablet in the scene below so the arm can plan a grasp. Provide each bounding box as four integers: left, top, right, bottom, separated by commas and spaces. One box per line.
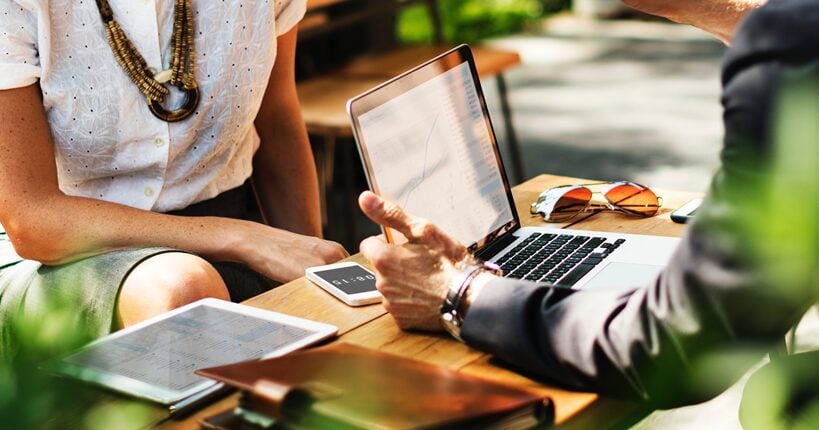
44, 298, 337, 411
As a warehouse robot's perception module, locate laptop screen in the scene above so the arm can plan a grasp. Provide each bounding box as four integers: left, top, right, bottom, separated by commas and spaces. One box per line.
349, 46, 518, 249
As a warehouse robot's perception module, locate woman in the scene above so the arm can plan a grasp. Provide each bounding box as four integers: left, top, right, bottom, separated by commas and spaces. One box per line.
0, 0, 347, 357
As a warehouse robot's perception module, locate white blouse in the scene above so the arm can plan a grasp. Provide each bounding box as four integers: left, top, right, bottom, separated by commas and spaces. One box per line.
0, 0, 305, 211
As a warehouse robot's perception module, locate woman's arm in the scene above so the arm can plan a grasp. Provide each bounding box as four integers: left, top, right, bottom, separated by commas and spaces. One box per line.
252, 28, 322, 237
0, 85, 345, 282
622, 0, 767, 42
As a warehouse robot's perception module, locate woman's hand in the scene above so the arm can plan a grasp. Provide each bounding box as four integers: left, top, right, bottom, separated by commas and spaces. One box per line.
357, 191, 469, 331
230, 220, 349, 283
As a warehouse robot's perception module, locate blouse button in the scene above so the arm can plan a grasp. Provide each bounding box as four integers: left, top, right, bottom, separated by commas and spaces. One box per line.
144, 187, 155, 197
154, 137, 165, 147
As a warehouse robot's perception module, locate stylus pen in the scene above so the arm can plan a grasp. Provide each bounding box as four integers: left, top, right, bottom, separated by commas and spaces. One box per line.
170, 383, 232, 416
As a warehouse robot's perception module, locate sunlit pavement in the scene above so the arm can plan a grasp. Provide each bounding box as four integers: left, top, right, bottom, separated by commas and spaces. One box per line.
483, 17, 725, 192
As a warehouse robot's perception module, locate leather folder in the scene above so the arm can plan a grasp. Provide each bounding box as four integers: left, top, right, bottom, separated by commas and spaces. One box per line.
197, 343, 553, 429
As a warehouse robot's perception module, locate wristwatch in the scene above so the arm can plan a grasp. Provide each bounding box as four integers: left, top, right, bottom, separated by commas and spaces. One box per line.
440, 261, 501, 342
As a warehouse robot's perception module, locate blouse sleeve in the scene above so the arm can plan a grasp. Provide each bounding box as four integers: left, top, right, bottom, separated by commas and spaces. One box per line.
0, 0, 40, 90
274, 0, 307, 37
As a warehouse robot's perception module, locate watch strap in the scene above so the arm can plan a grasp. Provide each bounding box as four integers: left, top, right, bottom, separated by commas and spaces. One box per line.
440, 261, 501, 342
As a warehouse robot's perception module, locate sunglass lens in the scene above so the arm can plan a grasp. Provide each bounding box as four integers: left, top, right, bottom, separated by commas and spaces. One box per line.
604, 182, 660, 216
548, 187, 592, 222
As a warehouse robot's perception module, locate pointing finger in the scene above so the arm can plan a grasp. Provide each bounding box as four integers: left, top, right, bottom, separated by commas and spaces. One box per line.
359, 191, 417, 239
359, 191, 467, 260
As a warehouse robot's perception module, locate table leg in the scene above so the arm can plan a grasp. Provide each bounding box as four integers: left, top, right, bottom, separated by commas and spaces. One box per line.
496, 73, 525, 185
314, 134, 337, 231
424, 0, 445, 44
341, 138, 358, 250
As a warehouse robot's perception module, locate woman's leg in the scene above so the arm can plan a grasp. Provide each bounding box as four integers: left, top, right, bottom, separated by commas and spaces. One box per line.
116, 252, 230, 327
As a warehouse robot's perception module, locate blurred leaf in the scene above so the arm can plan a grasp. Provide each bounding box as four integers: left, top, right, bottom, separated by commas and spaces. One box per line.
752, 66, 819, 302
398, 0, 566, 44
794, 402, 819, 430
0, 292, 151, 429
740, 361, 789, 430
84, 402, 154, 430
689, 348, 766, 399
737, 65, 819, 430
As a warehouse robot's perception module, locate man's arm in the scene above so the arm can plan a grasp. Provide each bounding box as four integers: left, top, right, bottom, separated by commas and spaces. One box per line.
462, 185, 813, 407
253, 28, 323, 238
623, 0, 767, 42
460, 0, 819, 406
360, 1, 819, 407
358, 178, 800, 407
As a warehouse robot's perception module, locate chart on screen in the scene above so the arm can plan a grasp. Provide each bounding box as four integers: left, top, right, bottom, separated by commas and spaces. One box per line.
359, 62, 512, 246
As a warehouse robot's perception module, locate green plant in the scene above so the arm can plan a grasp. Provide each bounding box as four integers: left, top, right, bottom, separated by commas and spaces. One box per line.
0, 297, 152, 429
398, 0, 569, 45
733, 67, 819, 430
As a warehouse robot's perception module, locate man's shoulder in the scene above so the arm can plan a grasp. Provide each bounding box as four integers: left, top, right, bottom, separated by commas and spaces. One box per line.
733, 0, 819, 55
724, 0, 819, 85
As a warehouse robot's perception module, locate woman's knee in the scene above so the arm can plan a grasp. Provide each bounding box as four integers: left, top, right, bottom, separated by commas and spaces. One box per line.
117, 252, 229, 327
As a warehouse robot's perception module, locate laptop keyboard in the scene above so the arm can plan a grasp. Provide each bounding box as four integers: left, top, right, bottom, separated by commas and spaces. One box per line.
493, 233, 626, 286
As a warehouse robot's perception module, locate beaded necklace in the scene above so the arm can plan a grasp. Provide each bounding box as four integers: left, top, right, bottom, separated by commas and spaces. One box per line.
94, 0, 199, 122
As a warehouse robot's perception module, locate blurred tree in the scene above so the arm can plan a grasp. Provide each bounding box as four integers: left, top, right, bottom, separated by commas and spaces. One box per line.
738, 64, 819, 430
399, 0, 571, 44
0, 296, 153, 429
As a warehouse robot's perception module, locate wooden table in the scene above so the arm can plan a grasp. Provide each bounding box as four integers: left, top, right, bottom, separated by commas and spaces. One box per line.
133, 174, 698, 429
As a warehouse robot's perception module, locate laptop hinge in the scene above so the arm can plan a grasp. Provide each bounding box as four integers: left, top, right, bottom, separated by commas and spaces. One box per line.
475, 230, 518, 261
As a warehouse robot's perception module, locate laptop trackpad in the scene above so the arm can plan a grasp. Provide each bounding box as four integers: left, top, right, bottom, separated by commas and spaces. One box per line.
580, 262, 663, 290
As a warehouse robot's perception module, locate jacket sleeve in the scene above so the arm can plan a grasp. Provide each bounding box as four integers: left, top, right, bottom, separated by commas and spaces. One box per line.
461, 0, 819, 408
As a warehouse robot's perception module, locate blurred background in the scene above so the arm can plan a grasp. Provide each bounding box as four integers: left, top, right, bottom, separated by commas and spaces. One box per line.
293, 0, 726, 251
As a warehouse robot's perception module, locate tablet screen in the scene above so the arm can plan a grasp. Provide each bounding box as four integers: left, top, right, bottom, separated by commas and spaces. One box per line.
49, 299, 337, 404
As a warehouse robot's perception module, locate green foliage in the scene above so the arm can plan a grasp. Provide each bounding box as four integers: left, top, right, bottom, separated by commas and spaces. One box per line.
398, 0, 570, 45
747, 66, 819, 303
0, 296, 152, 429
1, 298, 92, 428
734, 67, 819, 430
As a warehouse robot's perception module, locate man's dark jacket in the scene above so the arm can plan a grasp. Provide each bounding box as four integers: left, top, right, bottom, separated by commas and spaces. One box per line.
461, 0, 819, 408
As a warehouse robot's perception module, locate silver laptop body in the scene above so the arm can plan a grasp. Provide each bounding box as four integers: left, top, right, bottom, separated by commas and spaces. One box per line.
347, 45, 679, 290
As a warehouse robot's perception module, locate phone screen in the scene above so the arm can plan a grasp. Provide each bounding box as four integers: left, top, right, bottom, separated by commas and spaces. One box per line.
671, 198, 702, 224
313, 265, 376, 295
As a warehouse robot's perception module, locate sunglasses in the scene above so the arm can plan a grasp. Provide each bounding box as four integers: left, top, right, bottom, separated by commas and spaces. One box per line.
530, 181, 663, 222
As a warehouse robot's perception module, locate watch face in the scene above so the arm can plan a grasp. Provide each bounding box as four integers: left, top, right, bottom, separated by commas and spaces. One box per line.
440, 310, 464, 342
313, 265, 376, 295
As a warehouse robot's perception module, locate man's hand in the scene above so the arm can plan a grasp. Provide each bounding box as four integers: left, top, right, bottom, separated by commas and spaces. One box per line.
358, 191, 467, 331
622, 0, 767, 43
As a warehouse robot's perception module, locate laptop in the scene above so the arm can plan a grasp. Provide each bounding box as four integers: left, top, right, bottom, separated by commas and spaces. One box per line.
347, 45, 679, 290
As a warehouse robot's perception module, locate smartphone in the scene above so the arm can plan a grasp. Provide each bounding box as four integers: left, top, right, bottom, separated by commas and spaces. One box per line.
305, 262, 381, 306
671, 198, 702, 224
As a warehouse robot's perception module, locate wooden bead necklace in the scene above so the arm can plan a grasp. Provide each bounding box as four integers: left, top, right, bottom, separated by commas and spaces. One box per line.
94, 0, 199, 122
